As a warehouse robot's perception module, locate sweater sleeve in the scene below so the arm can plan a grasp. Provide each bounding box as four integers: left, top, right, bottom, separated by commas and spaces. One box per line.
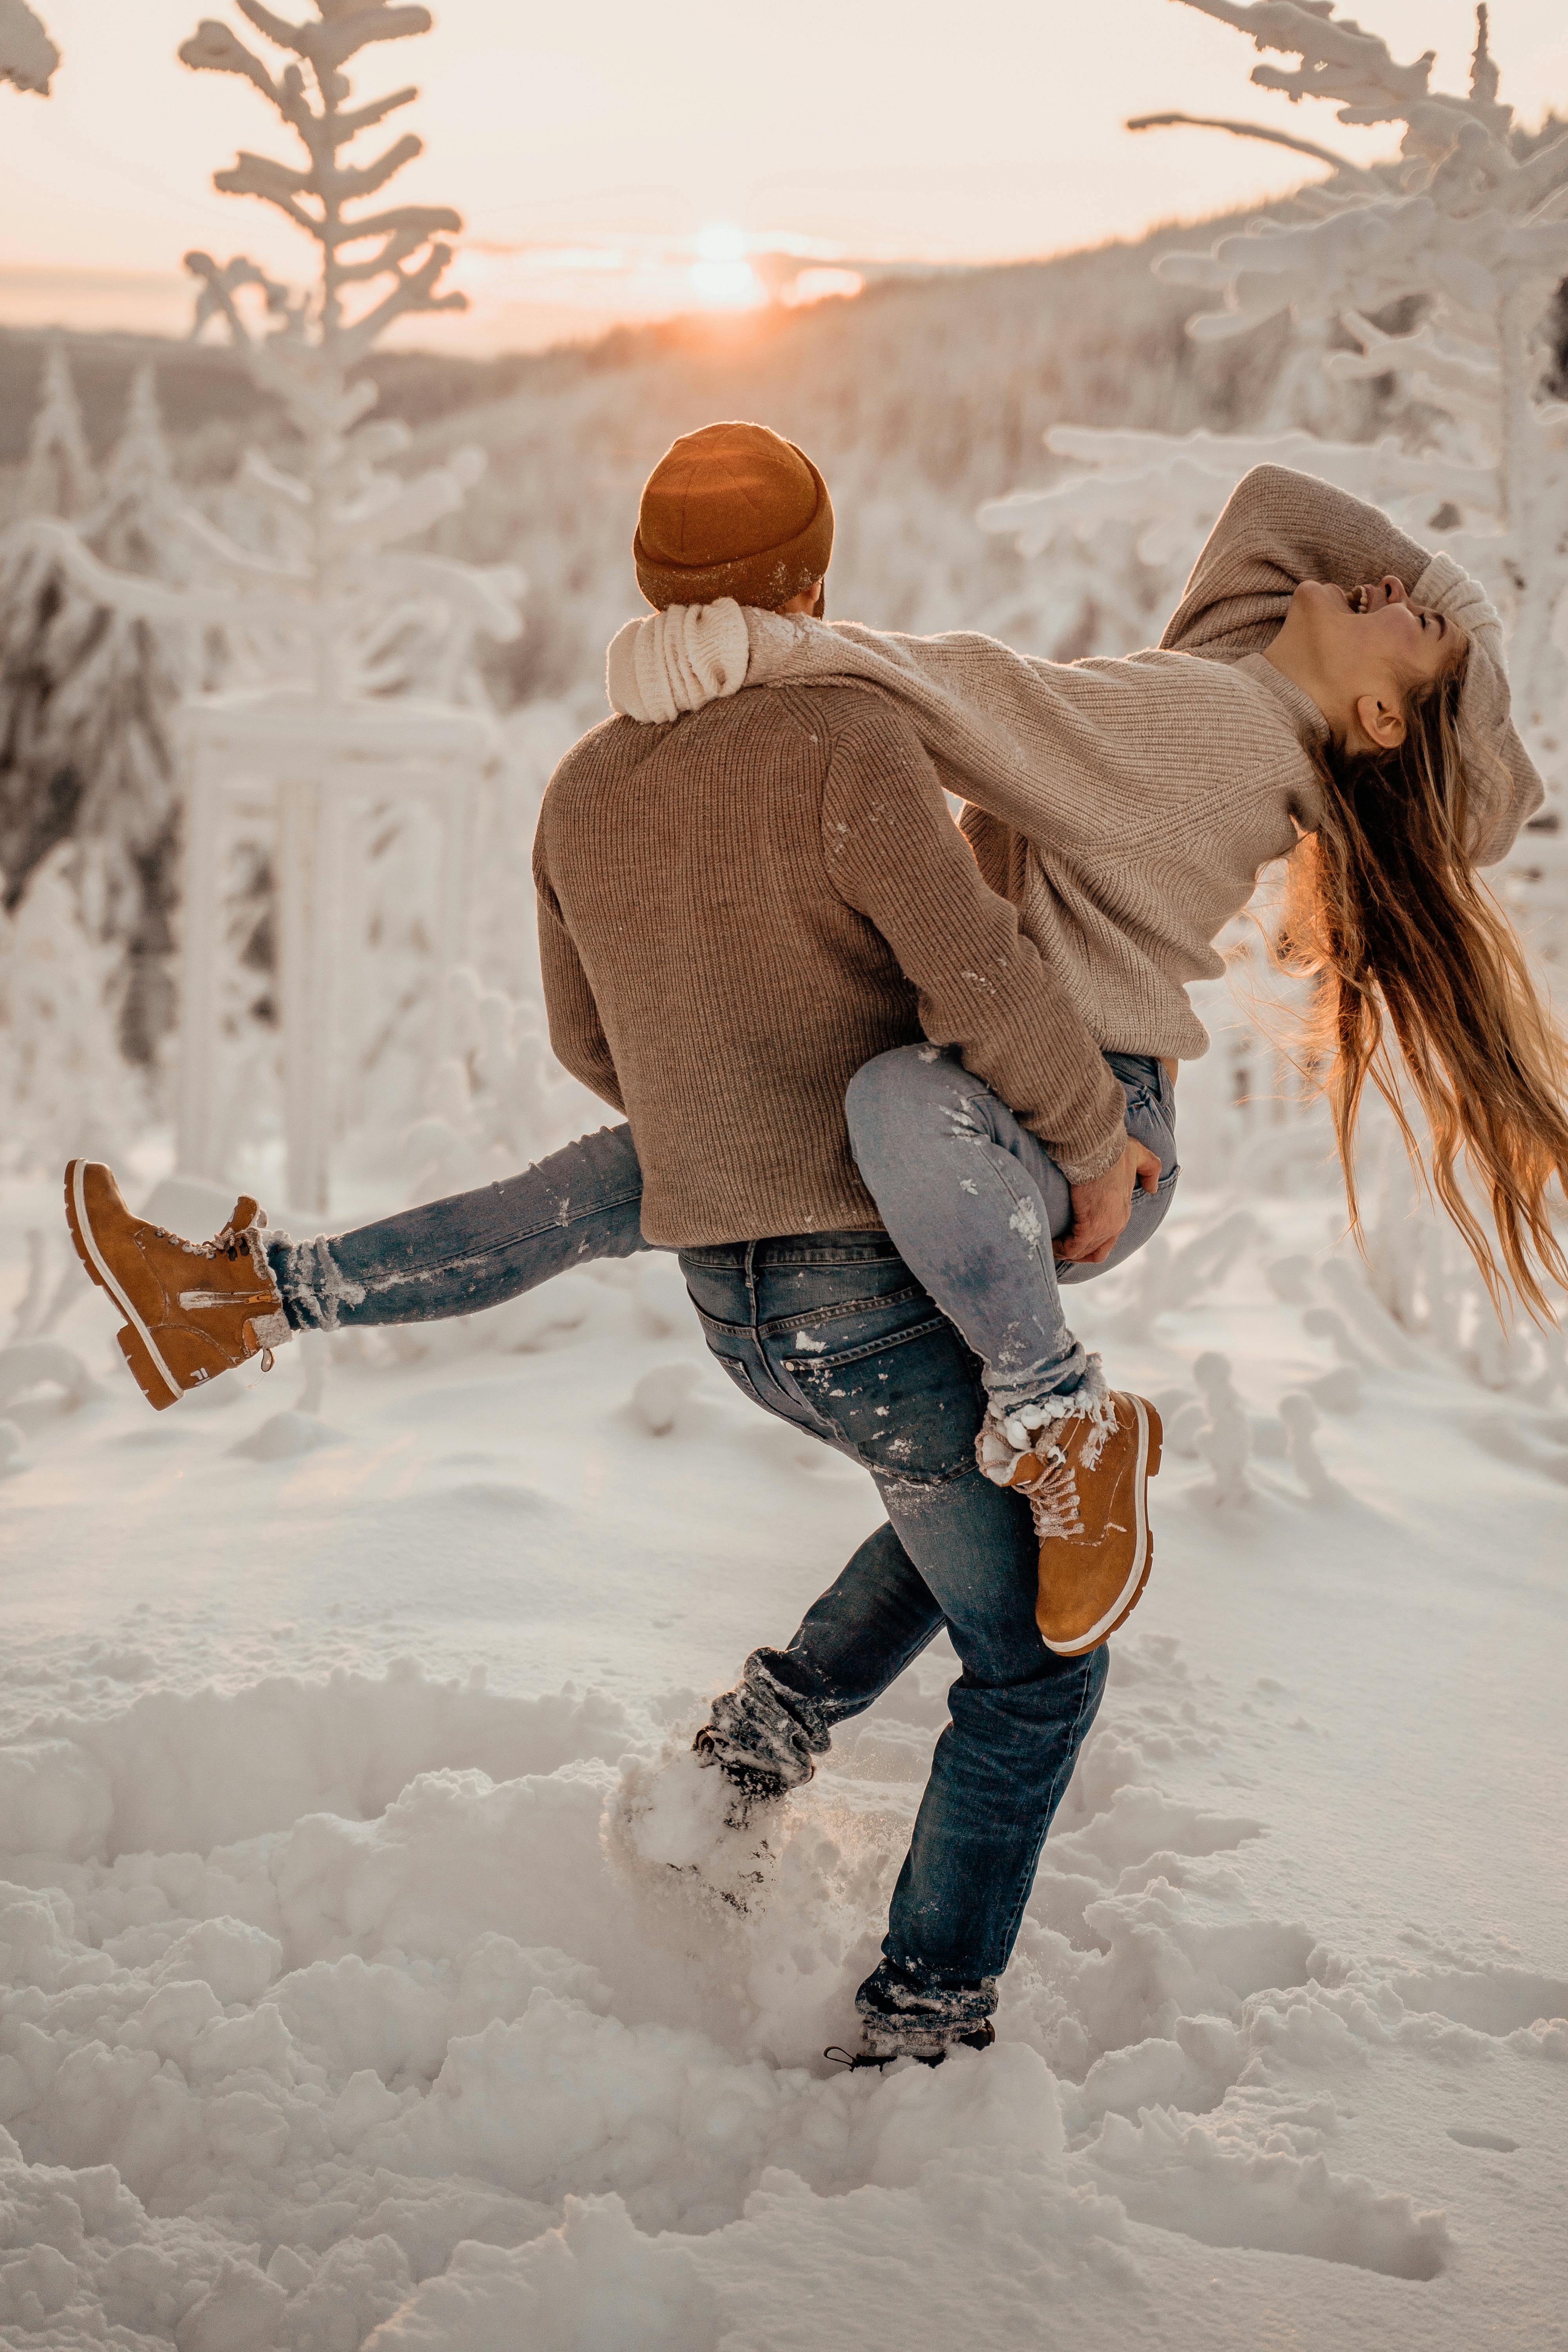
1161, 465, 1430, 662
820, 700, 1128, 1184
532, 858, 626, 1115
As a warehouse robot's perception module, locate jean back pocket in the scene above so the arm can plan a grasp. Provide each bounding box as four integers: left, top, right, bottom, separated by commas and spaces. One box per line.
778, 1304, 983, 1485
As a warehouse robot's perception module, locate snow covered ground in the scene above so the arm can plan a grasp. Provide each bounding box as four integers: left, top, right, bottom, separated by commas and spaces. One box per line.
0, 1147, 1564, 2350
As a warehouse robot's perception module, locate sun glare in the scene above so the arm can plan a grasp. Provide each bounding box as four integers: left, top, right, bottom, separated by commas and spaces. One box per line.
691, 223, 765, 310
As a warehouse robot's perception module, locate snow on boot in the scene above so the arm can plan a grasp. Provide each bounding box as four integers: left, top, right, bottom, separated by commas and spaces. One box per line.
826, 2021, 996, 2071
832, 1958, 999, 2067
606, 1739, 788, 1916
978, 1370, 1162, 1657
691, 1727, 793, 1828
64, 1160, 290, 1411
697, 1658, 828, 1797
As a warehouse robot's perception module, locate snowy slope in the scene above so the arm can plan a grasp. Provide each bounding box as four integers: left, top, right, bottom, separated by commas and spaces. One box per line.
1, 1147, 1564, 2350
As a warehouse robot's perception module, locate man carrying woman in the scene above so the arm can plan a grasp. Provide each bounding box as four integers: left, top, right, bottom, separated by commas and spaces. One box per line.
65, 420, 1561, 2064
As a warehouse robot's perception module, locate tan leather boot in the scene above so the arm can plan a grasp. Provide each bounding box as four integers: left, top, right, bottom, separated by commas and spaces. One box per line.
64, 1160, 291, 1411
994, 1391, 1163, 1657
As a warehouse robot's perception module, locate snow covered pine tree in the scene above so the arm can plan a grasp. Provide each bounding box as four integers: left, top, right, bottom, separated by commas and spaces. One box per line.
0, 353, 189, 1061
0, 339, 98, 914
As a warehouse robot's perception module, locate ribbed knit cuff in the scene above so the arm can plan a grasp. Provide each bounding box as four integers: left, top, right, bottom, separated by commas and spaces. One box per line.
1055, 1123, 1130, 1187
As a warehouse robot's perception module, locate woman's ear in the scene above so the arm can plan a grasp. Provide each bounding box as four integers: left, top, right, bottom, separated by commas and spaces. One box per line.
1354, 691, 1408, 753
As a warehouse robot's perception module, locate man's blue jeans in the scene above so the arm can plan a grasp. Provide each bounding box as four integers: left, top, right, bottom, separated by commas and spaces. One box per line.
677, 1229, 1108, 2021
266, 1051, 1174, 2013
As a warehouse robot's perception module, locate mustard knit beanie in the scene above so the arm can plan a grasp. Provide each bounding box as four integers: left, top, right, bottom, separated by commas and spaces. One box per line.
634, 420, 833, 611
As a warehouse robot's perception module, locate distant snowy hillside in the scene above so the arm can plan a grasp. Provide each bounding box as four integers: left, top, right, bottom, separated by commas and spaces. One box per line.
4, 205, 1388, 719
409, 225, 1318, 711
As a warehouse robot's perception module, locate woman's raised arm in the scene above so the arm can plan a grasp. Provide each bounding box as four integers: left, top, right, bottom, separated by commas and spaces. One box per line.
1160, 465, 1429, 663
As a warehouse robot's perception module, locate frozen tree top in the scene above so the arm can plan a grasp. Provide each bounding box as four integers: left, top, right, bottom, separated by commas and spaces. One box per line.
0, 0, 57, 94
85, 367, 181, 580
20, 338, 97, 522
0, 2, 526, 717
178, 0, 465, 366
0, 12, 520, 724
1151, 1, 1568, 340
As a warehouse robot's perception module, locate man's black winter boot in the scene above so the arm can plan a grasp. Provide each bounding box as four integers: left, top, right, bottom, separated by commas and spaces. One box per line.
835, 1955, 1000, 2066
691, 1726, 790, 1828
826, 2020, 996, 2071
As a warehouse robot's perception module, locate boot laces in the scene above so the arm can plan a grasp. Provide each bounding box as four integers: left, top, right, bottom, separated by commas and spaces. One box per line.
151, 1201, 268, 1262
1013, 1442, 1084, 1541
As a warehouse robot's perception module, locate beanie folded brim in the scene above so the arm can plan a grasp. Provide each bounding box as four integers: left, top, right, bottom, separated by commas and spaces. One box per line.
634, 447, 833, 611
1412, 551, 1545, 864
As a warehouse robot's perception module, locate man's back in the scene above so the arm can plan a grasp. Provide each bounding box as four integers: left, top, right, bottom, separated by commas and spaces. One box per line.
536, 684, 926, 1244
534, 680, 1124, 1247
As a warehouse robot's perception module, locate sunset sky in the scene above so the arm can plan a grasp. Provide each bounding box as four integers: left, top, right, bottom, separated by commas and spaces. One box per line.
4, 0, 1568, 352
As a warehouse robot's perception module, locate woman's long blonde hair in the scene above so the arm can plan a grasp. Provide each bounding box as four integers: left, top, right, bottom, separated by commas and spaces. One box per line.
1279, 663, 1568, 1321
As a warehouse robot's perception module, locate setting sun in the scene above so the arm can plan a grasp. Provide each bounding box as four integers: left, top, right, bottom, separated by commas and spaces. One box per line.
690, 223, 765, 310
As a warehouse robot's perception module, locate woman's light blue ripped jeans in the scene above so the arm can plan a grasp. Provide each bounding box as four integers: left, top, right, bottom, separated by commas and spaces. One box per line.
268, 1046, 1178, 1423
844, 1045, 1179, 1415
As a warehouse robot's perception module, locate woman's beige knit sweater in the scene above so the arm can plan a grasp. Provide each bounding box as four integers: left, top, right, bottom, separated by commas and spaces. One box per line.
609, 465, 1543, 1067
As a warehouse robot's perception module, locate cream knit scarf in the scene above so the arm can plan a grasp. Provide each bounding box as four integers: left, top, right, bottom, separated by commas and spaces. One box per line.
605, 600, 751, 726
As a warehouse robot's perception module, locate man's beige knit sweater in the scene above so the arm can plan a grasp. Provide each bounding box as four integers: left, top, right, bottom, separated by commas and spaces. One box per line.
534, 686, 1129, 1245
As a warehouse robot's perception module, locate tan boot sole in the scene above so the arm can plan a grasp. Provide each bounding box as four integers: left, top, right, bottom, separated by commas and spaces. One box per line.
1040, 1399, 1163, 1658
64, 1160, 183, 1410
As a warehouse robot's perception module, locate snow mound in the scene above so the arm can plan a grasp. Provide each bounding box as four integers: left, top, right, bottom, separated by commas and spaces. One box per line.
5, 1667, 633, 1860
4, 1627, 1548, 2343
359, 2196, 722, 2351
1, 1162, 1563, 2343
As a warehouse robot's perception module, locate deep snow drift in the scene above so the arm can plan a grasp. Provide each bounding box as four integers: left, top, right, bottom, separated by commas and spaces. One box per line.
0, 1148, 1564, 2350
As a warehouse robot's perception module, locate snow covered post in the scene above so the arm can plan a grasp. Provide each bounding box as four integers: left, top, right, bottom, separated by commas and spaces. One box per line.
168, 0, 523, 1208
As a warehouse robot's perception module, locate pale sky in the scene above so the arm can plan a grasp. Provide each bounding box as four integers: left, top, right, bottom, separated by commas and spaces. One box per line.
4, 0, 1568, 352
